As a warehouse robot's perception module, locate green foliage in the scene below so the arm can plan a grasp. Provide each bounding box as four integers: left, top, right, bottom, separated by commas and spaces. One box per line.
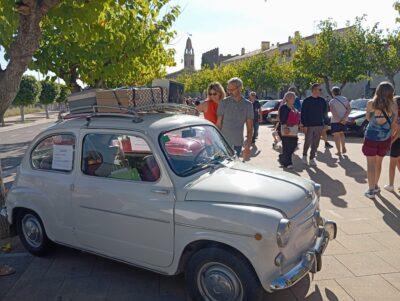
13, 75, 42, 107
56, 85, 71, 103
177, 54, 290, 95
293, 19, 373, 93
39, 81, 60, 105
369, 29, 400, 86
30, 0, 180, 89
0, 0, 18, 53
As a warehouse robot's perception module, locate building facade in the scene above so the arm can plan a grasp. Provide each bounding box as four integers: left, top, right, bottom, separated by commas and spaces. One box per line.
201, 48, 237, 69
167, 37, 196, 79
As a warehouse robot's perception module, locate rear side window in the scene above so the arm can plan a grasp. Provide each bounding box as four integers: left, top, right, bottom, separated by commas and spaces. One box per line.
31, 134, 76, 172
81, 133, 160, 182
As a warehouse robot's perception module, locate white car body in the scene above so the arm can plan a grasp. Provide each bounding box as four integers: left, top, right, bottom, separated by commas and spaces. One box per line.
2, 112, 336, 295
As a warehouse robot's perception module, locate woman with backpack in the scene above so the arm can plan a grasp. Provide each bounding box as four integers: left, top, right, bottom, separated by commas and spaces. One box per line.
362, 82, 398, 199
278, 92, 301, 169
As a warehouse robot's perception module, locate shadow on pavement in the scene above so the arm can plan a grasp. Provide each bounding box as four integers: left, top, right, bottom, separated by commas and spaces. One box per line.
316, 149, 338, 168
337, 155, 367, 184
373, 194, 400, 235
304, 166, 348, 208
289, 274, 341, 301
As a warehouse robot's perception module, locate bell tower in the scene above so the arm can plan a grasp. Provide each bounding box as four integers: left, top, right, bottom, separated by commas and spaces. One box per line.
184, 37, 195, 70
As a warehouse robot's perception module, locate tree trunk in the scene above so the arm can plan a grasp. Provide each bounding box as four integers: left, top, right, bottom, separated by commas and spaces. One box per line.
0, 114, 4, 127
0, 159, 9, 239
20, 106, 25, 122
45, 105, 49, 119
323, 77, 333, 97
389, 75, 396, 89
0, 1, 60, 122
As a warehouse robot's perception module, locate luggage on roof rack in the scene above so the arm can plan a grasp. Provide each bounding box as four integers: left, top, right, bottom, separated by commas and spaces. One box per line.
67, 86, 168, 114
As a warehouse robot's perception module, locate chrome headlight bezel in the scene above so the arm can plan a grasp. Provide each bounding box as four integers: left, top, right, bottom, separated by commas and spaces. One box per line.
313, 183, 321, 198
276, 219, 292, 248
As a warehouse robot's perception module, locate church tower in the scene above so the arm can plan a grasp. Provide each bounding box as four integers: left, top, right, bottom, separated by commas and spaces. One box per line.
184, 37, 195, 70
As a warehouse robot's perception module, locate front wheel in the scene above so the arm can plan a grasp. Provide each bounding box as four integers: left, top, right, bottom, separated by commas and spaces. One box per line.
185, 247, 265, 301
17, 210, 51, 256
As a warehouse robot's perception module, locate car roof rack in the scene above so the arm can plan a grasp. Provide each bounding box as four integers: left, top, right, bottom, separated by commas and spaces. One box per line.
58, 103, 199, 126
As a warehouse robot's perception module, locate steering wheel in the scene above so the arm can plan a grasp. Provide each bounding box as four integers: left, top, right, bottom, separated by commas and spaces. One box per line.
193, 146, 210, 164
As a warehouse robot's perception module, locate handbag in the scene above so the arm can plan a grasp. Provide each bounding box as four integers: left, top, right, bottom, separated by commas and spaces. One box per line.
281, 124, 299, 137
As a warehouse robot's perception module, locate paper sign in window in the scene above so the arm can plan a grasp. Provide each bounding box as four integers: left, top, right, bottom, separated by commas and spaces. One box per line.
52, 145, 74, 171
129, 137, 151, 152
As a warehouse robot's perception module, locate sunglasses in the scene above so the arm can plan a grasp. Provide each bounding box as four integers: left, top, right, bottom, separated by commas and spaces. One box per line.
208, 93, 218, 96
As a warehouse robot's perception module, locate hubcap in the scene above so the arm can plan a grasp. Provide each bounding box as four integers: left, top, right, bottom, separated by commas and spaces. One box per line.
21, 214, 43, 248
197, 262, 243, 301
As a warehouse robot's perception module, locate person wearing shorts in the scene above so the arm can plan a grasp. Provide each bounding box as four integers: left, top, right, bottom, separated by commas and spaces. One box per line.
384, 96, 400, 192
329, 87, 351, 156
362, 82, 398, 199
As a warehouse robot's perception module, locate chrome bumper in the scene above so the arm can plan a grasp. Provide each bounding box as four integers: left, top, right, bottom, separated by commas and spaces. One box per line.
270, 220, 337, 291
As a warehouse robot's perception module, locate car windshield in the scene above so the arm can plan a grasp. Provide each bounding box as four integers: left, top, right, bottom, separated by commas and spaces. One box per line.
262, 100, 279, 109
350, 99, 368, 111
160, 125, 234, 176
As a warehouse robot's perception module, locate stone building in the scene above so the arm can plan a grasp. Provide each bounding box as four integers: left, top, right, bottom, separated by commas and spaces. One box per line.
201, 48, 237, 69
166, 37, 196, 79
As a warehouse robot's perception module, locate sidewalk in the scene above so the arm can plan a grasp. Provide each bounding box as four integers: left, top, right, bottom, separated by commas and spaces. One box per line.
0, 112, 58, 133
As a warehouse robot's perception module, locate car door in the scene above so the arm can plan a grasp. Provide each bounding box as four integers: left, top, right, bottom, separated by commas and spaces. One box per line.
71, 129, 175, 268
27, 132, 77, 245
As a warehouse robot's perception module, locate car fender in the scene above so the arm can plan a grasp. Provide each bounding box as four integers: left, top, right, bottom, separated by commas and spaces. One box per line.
171, 201, 282, 290
6, 186, 57, 240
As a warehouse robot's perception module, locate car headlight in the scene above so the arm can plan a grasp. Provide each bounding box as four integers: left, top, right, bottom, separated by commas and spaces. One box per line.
314, 183, 321, 198
276, 219, 292, 247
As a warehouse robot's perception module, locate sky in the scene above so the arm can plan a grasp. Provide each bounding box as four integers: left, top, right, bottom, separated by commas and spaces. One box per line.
1, 0, 399, 79
166, 0, 400, 73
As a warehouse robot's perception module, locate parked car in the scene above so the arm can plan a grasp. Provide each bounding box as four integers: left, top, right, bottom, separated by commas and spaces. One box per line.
267, 110, 279, 124
345, 99, 368, 137
1, 106, 336, 301
261, 99, 281, 123
258, 99, 269, 107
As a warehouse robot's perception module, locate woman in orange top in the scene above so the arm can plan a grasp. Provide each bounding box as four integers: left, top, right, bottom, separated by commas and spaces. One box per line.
196, 82, 226, 125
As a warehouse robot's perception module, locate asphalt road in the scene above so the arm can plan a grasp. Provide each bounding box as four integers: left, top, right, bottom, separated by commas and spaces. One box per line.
0, 122, 54, 183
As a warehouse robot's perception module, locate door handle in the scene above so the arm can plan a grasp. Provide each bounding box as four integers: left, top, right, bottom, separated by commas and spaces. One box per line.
151, 189, 170, 195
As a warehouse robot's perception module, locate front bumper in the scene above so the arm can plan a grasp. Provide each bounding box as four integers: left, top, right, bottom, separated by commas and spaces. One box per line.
270, 220, 337, 291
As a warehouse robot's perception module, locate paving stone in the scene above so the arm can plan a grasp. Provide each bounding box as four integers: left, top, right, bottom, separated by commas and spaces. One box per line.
338, 220, 381, 235
337, 275, 400, 300
265, 288, 297, 301
291, 278, 353, 301
4, 277, 64, 301
58, 276, 110, 297
323, 240, 352, 255
336, 233, 385, 253
159, 274, 186, 298
106, 271, 159, 297
375, 250, 400, 271
313, 255, 354, 280
382, 273, 400, 291
368, 232, 400, 250
335, 252, 397, 276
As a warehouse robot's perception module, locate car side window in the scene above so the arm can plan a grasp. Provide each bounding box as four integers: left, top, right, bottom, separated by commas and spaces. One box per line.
81, 133, 160, 182
31, 134, 76, 172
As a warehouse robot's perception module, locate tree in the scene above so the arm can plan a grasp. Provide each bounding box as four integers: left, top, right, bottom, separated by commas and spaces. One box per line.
0, 0, 60, 126
0, 1, 179, 126
285, 62, 318, 97
13, 75, 41, 122
370, 30, 400, 87
31, 1, 179, 91
39, 80, 60, 118
293, 19, 373, 96
55, 84, 71, 111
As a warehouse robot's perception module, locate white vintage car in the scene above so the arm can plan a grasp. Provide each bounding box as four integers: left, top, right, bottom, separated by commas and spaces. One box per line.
1, 105, 336, 301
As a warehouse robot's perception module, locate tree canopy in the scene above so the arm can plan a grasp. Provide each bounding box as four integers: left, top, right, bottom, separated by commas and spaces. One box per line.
39, 80, 60, 105
13, 75, 42, 107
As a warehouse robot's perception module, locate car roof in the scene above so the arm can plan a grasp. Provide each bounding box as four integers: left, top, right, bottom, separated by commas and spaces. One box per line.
46, 113, 211, 136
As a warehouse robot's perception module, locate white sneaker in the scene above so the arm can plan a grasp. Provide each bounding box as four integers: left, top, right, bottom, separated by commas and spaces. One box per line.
286, 165, 294, 170
364, 189, 376, 199
374, 186, 381, 193
309, 158, 317, 167
302, 156, 308, 165
384, 185, 394, 192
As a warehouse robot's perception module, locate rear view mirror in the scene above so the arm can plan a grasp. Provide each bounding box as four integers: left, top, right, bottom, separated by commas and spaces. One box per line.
182, 129, 196, 138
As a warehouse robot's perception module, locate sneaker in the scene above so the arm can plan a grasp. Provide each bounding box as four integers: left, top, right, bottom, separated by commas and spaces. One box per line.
302, 156, 308, 165
374, 185, 381, 193
325, 142, 333, 149
286, 165, 294, 170
272, 142, 277, 149
364, 189, 376, 199
384, 185, 394, 192
309, 158, 317, 166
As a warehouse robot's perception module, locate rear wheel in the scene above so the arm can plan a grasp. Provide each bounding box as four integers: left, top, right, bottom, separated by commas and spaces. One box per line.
17, 210, 51, 256
185, 247, 265, 301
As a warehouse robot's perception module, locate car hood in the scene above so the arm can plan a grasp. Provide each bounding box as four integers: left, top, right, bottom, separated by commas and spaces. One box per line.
349, 110, 365, 118
185, 162, 315, 218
